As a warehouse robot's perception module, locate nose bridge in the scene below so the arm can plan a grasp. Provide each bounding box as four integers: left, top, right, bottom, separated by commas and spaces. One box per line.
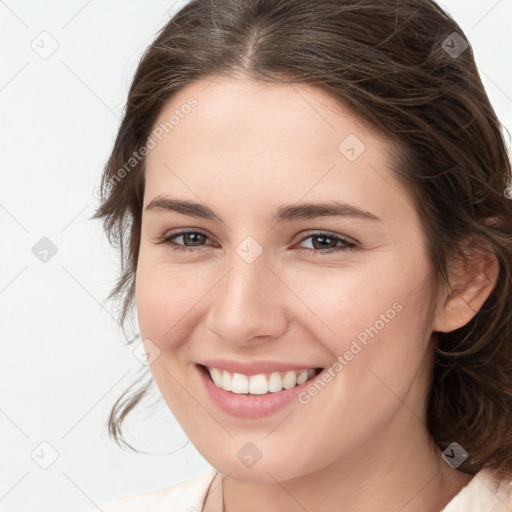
205, 242, 287, 343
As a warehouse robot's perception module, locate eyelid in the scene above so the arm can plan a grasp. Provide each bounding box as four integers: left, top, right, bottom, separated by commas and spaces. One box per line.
156, 227, 214, 241
155, 228, 215, 247
156, 228, 356, 244
297, 229, 357, 246
156, 228, 358, 255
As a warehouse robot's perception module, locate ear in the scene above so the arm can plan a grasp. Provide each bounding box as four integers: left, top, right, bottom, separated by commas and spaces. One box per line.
432, 237, 499, 333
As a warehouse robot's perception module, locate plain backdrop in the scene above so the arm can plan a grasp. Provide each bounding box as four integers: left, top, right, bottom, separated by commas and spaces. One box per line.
0, 1, 511, 510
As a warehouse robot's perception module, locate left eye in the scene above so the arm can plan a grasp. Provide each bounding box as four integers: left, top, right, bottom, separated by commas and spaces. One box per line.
156, 230, 357, 255
298, 232, 356, 254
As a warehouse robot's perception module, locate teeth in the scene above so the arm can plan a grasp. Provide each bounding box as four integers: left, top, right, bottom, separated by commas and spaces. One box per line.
209, 367, 223, 388
296, 369, 309, 385
206, 367, 318, 395
222, 370, 232, 391
268, 371, 282, 393
249, 374, 268, 394
231, 372, 249, 393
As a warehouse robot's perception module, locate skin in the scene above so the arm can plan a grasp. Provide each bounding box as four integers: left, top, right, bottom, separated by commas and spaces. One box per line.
135, 74, 497, 511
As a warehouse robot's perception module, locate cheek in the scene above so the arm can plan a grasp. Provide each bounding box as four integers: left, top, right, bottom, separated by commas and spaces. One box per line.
136, 247, 433, 355
292, 273, 434, 446
135, 257, 198, 350
293, 255, 434, 397
286, 258, 429, 347
136, 266, 168, 339
135, 250, 230, 365
134, 259, 203, 416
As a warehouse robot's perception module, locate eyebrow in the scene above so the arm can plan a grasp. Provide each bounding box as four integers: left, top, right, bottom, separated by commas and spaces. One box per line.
145, 196, 381, 224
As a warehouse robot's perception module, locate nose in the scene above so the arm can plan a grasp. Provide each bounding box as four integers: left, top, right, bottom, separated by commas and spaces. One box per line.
204, 248, 289, 348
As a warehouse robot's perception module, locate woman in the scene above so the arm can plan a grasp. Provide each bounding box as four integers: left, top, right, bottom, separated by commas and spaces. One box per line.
92, 0, 512, 510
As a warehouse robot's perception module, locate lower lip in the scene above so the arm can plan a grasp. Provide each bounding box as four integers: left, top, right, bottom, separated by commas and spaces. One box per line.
197, 364, 322, 418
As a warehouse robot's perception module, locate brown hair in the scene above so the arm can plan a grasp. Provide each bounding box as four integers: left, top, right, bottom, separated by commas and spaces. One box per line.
92, 0, 512, 478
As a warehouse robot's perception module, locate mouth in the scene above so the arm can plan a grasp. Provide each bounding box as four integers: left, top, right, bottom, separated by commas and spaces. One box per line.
198, 364, 323, 395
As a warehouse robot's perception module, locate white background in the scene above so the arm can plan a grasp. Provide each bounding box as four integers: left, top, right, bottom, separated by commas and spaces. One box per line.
1, 1, 511, 510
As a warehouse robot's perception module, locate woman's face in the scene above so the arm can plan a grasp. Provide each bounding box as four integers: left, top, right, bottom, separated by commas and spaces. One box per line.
135, 75, 441, 482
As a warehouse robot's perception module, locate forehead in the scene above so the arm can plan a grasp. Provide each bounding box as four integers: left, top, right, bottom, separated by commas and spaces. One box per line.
143, 76, 410, 220
149, 75, 380, 157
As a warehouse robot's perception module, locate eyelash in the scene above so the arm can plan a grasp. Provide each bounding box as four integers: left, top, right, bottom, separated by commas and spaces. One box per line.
155, 229, 357, 256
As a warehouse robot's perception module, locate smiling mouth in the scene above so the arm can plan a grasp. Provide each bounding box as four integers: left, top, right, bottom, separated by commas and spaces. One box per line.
198, 364, 323, 395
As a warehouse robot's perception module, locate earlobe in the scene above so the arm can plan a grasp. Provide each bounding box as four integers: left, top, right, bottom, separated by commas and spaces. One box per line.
433, 238, 500, 333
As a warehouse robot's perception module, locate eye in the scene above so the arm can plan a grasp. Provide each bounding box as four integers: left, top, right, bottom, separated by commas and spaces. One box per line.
156, 229, 356, 255
296, 231, 357, 255
156, 230, 215, 252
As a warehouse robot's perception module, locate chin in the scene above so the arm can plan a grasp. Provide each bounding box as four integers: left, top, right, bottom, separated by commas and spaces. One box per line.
207, 452, 313, 483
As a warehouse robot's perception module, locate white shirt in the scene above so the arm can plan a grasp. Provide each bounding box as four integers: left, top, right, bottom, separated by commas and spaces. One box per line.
92, 466, 512, 511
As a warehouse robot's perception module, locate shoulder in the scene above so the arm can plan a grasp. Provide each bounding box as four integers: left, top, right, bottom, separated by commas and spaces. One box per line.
91, 468, 219, 512
442, 466, 512, 512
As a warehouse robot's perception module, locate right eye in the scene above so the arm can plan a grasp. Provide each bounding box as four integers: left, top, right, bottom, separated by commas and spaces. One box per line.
156, 229, 214, 252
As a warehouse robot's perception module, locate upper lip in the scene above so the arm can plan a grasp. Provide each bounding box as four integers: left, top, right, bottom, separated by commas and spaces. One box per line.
199, 358, 322, 376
